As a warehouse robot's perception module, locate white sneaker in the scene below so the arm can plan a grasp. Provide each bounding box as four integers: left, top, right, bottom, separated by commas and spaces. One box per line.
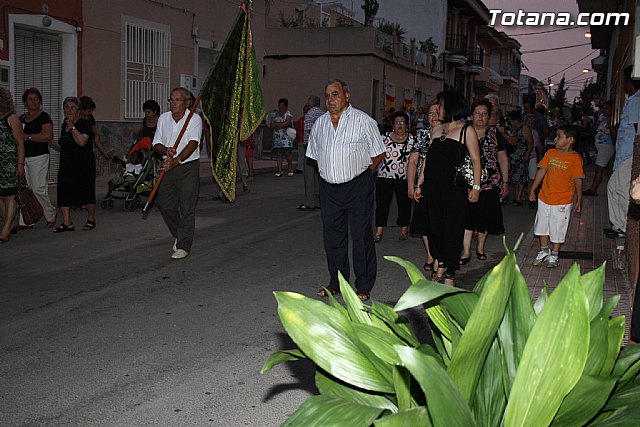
171, 249, 189, 260
546, 254, 559, 268
173, 239, 177, 252
532, 248, 550, 266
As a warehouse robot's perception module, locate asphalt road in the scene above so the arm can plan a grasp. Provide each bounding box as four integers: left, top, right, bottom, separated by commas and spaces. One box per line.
0, 170, 535, 426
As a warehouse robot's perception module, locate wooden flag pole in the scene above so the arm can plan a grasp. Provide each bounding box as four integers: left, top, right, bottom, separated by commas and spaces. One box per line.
142, 95, 202, 217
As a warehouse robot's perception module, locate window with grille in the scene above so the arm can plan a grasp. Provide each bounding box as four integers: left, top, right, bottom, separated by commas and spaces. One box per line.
123, 17, 170, 119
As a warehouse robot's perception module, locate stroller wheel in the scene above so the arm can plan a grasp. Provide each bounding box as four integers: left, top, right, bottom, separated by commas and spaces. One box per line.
101, 199, 114, 209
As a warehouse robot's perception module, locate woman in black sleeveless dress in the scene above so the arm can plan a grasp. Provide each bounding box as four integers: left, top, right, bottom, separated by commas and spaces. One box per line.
422, 91, 482, 286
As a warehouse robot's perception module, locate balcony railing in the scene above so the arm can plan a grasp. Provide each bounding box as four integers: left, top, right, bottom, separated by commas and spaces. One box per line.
446, 34, 468, 56
467, 48, 484, 67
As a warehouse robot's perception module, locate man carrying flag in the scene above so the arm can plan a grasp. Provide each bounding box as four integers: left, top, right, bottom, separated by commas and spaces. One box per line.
152, 87, 203, 260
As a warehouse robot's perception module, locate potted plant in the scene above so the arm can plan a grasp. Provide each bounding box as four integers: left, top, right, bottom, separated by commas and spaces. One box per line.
262, 249, 640, 426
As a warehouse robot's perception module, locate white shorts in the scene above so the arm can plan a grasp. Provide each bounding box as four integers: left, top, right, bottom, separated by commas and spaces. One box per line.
528, 157, 538, 180
595, 143, 615, 167
533, 199, 572, 243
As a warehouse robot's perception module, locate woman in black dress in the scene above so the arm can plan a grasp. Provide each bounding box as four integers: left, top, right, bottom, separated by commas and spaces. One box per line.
53, 97, 96, 232
422, 91, 481, 286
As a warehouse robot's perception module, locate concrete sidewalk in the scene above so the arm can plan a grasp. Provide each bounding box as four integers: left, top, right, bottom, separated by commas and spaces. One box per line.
518, 166, 632, 340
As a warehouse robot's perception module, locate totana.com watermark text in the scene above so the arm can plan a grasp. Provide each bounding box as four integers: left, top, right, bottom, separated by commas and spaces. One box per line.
489, 9, 630, 26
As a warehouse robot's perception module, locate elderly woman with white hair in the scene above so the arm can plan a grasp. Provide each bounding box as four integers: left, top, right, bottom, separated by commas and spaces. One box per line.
53, 97, 97, 232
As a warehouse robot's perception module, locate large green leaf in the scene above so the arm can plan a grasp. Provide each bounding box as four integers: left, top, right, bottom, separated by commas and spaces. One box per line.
260, 349, 306, 373
370, 302, 420, 347
392, 366, 414, 411
550, 375, 616, 427
385, 255, 428, 283
440, 292, 480, 328
338, 272, 373, 326
611, 344, 640, 384
473, 336, 507, 427
603, 378, 640, 410
498, 266, 536, 394
431, 331, 452, 366
396, 346, 476, 427
374, 407, 431, 426
584, 306, 612, 376
589, 407, 640, 426
504, 264, 590, 427
448, 253, 516, 404
580, 264, 605, 321
601, 317, 625, 377
352, 323, 408, 365
275, 292, 394, 392
393, 278, 465, 312
282, 395, 385, 427
315, 370, 398, 412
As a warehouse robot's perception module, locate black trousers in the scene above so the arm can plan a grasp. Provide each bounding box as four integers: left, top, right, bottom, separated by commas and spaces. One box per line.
375, 178, 411, 227
319, 169, 376, 292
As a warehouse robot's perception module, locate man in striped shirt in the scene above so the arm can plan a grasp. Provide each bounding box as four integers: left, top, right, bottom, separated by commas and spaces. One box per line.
307, 79, 385, 301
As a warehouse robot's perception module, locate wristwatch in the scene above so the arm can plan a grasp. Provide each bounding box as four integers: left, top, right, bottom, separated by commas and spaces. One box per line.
471, 183, 481, 191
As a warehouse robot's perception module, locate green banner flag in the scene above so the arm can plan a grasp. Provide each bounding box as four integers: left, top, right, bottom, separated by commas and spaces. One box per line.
200, 4, 264, 202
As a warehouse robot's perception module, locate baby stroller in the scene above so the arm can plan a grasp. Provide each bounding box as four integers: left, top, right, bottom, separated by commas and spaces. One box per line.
101, 137, 158, 211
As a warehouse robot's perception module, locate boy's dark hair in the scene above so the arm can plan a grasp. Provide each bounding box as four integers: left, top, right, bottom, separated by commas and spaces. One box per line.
142, 99, 160, 115
558, 124, 580, 144
130, 150, 144, 163
277, 98, 289, 107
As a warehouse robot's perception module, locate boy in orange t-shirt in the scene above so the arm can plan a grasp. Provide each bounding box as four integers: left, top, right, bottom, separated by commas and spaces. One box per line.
529, 125, 584, 267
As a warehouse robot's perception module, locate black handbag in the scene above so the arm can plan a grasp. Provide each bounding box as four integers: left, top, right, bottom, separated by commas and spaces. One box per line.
454, 124, 487, 187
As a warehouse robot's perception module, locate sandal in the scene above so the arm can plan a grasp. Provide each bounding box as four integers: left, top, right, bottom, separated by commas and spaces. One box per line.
399, 233, 409, 241
444, 274, 457, 287
476, 250, 487, 260
317, 285, 340, 297
356, 290, 370, 301
0, 233, 10, 244
296, 204, 313, 210
511, 200, 523, 206
459, 255, 471, 265
47, 217, 57, 228
83, 220, 96, 231
423, 260, 434, 272
53, 223, 74, 233
374, 234, 383, 243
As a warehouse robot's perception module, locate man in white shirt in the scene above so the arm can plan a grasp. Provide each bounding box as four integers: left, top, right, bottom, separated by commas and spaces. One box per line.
306, 79, 385, 301
152, 87, 203, 259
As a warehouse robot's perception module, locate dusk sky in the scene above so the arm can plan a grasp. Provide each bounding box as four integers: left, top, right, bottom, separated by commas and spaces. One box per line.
483, 0, 599, 100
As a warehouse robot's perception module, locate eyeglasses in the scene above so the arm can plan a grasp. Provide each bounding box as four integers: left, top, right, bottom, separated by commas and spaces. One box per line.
473, 112, 489, 117
168, 98, 185, 103
394, 120, 406, 124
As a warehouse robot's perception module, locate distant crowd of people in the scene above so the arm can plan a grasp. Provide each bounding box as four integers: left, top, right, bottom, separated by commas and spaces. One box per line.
1, 71, 639, 298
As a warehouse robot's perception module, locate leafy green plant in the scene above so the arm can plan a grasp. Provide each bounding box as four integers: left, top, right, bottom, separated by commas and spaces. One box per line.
262, 251, 640, 426
419, 37, 438, 55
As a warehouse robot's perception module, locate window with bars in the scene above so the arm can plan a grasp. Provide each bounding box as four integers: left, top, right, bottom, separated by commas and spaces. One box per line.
123, 17, 170, 119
